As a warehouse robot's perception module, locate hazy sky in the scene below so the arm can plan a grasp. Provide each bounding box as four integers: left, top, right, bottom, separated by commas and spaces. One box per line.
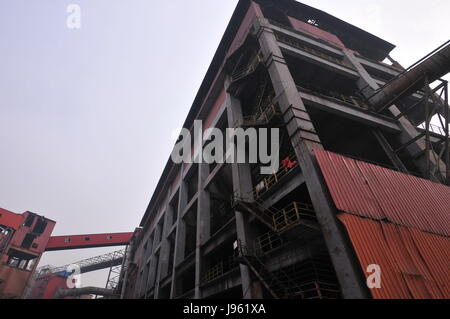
1, 0, 449, 288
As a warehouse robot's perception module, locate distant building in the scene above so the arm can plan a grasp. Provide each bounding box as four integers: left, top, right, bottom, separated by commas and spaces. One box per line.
0, 208, 55, 298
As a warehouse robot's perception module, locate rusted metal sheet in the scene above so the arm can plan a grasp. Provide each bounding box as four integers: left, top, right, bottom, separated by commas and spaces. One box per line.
0, 208, 24, 230
339, 214, 450, 299
315, 149, 450, 236
0, 266, 32, 299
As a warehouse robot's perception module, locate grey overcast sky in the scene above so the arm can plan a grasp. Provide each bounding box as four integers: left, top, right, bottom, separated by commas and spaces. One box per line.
1, 1, 449, 288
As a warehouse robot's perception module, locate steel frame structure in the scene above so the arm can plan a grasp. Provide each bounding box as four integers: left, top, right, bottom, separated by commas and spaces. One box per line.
121, 0, 450, 300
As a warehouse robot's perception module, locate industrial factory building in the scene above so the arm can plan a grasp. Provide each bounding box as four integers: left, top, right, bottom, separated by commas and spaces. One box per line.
119, 0, 450, 299
2, 0, 449, 300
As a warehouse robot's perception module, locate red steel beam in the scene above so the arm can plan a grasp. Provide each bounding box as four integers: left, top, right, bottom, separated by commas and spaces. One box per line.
45, 232, 133, 251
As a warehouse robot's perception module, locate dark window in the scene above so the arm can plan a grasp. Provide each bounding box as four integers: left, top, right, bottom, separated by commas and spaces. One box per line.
85, 237, 90, 241
24, 215, 35, 227
21, 234, 36, 249
32, 218, 47, 234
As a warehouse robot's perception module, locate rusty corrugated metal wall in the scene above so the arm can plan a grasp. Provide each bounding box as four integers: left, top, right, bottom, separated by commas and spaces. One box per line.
314, 150, 450, 299
339, 215, 449, 299
315, 150, 450, 236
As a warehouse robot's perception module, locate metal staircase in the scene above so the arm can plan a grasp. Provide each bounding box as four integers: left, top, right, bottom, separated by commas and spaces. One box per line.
237, 239, 341, 299
237, 241, 290, 299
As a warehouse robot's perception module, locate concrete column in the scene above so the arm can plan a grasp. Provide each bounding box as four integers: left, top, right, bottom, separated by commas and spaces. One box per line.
142, 234, 153, 298
155, 201, 172, 298
226, 91, 264, 299
343, 48, 446, 182
146, 217, 163, 294
158, 206, 173, 282
170, 177, 188, 298
195, 162, 211, 298
254, 17, 369, 299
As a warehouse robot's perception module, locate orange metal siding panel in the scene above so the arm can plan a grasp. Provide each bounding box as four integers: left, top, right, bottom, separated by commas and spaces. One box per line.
0, 208, 24, 230
339, 214, 450, 299
315, 149, 450, 236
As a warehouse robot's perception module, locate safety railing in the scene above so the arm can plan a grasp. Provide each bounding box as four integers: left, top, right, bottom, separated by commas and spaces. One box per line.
272, 202, 316, 233
297, 85, 368, 110
291, 281, 341, 299
274, 33, 354, 70
418, 123, 449, 136
254, 231, 284, 256
253, 154, 299, 199
240, 102, 281, 128
202, 256, 239, 284
267, 19, 343, 52
231, 53, 264, 83
274, 257, 341, 299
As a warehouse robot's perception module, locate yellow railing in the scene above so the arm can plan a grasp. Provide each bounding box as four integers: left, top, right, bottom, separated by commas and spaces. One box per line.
272, 202, 316, 233
241, 102, 281, 127
254, 231, 283, 255
253, 154, 298, 199
202, 256, 238, 284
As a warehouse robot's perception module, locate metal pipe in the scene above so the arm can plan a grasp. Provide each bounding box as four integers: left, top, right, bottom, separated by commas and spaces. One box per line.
54, 287, 115, 299
369, 41, 450, 111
